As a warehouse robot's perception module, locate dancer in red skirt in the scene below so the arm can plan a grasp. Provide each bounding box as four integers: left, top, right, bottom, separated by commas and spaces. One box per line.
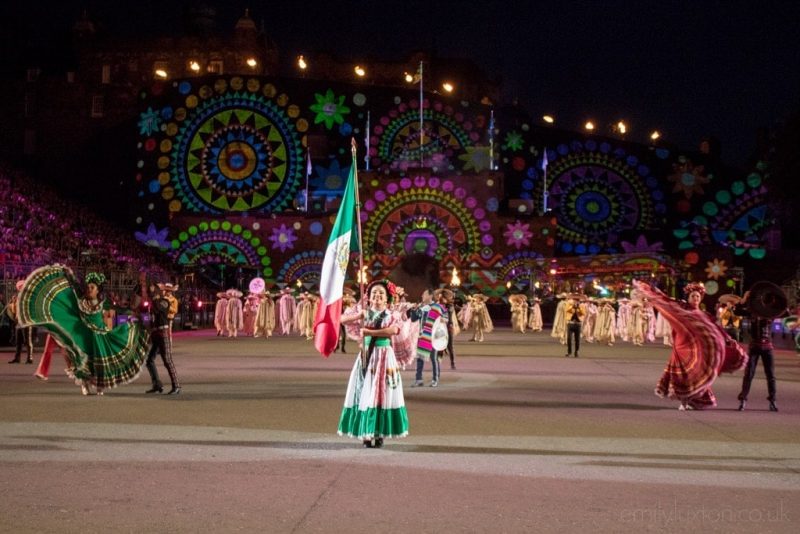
633, 281, 747, 410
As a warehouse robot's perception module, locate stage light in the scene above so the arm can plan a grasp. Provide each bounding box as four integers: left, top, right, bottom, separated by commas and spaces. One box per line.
154, 69, 168, 79
197, 301, 203, 308
189, 61, 200, 72
549, 268, 557, 275
297, 55, 307, 70
246, 57, 258, 68
442, 82, 454, 93
404, 72, 414, 83
354, 65, 366, 77
650, 130, 661, 141
617, 121, 627, 134
542, 115, 554, 124
584, 121, 595, 131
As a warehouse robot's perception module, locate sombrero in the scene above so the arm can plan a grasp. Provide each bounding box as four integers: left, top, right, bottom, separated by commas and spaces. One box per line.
717, 294, 741, 306
747, 281, 787, 319
157, 282, 178, 292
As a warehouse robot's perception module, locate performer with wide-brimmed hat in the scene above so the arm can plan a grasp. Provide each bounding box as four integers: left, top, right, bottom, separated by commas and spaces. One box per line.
224, 289, 243, 337
508, 294, 528, 334
435, 288, 458, 369
733, 283, 787, 412
563, 294, 586, 357
213, 291, 228, 336
527, 297, 543, 332
145, 283, 181, 395
467, 293, 493, 342
278, 287, 296, 336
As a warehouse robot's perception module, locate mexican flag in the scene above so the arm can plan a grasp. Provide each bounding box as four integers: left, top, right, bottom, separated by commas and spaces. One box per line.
313, 161, 359, 357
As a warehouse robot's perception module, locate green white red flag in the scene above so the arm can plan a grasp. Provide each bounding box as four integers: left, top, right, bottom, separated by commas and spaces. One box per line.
313, 158, 359, 357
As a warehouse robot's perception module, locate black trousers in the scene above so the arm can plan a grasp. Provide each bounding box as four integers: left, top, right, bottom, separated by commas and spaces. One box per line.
13, 326, 34, 361
146, 331, 179, 388
337, 324, 347, 352
567, 322, 581, 355
738, 347, 776, 401
438, 326, 456, 367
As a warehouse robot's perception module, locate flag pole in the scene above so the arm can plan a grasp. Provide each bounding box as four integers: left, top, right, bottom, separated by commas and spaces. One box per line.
542, 147, 549, 214
364, 110, 371, 171
489, 109, 496, 171
305, 149, 311, 212
419, 60, 424, 168
351, 138, 367, 370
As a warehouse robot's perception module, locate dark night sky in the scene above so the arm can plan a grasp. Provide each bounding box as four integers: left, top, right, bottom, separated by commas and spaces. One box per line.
3, 0, 800, 169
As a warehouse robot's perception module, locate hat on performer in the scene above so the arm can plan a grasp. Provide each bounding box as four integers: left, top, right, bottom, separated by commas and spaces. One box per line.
157, 282, 178, 293
747, 281, 787, 319
434, 288, 455, 303
718, 294, 741, 306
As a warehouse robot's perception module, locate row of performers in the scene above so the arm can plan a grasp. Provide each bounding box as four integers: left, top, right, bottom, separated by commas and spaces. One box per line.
212, 286, 497, 344
507, 293, 671, 346
549, 295, 674, 347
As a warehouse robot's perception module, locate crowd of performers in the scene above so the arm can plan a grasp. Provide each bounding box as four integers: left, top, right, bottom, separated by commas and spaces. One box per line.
542, 283, 782, 412
5, 264, 180, 396
3, 265, 787, 451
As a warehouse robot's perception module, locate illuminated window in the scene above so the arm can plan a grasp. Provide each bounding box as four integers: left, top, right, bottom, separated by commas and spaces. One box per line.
208, 60, 224, 74
101, 64, 111, 84
91, 95, 104, 118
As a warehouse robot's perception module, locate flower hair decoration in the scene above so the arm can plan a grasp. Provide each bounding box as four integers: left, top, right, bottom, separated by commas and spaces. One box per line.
85, 272, 107, 286
683, 282, 706, 297
367, 279, 397, 303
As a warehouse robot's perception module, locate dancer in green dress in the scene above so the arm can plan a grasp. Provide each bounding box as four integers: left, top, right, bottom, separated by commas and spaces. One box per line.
16, 265, 149, 395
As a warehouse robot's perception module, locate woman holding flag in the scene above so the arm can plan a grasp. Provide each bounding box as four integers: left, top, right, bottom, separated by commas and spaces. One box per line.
313, 140, 410, 448
337, 280, 411, 448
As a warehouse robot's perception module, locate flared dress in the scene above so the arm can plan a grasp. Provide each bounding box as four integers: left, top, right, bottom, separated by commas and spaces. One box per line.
16, 265, 149, 389
338, 308, 410, 440
636, 283, 747, 408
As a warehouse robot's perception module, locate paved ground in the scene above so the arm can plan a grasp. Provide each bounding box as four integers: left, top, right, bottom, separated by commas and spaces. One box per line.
1, 328, 799, 533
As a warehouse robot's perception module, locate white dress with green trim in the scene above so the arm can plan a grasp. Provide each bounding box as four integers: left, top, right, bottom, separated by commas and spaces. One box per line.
338, 309, 409, 440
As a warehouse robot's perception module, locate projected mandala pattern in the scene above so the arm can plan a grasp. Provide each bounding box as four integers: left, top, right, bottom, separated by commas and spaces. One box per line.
497, 251, 545, 285
276, 251, 325, 286
673, 165, 771, 260
169, 220, 273, 276
369, 99, 483, 173
143, 79, 305, 215
538, 141, 666, 255
361, 175, 490, 260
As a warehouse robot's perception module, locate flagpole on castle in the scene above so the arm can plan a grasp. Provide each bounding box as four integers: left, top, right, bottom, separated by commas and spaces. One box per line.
305, 149, 311, 212
541, 147, 549, 214
419, 60, 424, 168
364, 111, 371, 171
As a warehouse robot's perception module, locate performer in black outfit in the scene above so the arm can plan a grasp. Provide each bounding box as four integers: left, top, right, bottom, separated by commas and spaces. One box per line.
735, 288, 780, 412
145, 286, 181, 395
